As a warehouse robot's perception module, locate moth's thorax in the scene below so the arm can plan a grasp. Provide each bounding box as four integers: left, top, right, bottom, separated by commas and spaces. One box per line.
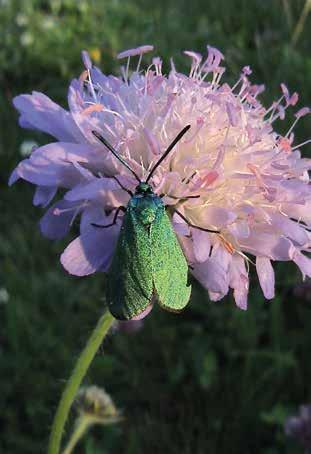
129, 188, 164, 226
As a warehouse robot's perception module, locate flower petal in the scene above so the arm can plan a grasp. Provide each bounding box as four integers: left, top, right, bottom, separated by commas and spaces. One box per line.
60, 222, 120, 276
268, 212, 309, 246
33, 185, 57, 207
193, 245, 231, 295
64, 177, 119, 201
11, 141, 111, 188
191, 229, 211, 263
11, 157, 80, 187
290, 247, 311, 278
80, 204, 108, 234
117, 45, 154, 59
256, 256, 275, 299
13, 92, 83, 141
239, 228, 292, 260
40, 200, 79, 240
188, 206, 237, 229
229, 254, 249, 310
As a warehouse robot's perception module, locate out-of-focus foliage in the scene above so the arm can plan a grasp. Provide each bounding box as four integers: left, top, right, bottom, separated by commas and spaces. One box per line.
1, 1, 311, 453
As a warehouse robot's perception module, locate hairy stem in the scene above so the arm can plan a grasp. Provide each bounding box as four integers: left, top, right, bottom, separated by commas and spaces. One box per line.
48, 311, 114, 454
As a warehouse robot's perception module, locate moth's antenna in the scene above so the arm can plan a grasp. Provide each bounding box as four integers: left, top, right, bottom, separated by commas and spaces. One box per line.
92, 130, 141, 183
146, 125, 191, 183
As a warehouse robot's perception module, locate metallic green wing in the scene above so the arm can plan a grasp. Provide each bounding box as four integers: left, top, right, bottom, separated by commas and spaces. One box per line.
151, 208, 191, 312
106, 207, 154, 320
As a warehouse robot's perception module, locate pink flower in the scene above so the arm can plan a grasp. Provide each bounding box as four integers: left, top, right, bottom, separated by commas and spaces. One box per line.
10, 45, 311, 311
285, 404, 311, 451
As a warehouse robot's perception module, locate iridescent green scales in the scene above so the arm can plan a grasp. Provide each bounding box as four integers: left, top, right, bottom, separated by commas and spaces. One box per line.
106, 185, 191, 320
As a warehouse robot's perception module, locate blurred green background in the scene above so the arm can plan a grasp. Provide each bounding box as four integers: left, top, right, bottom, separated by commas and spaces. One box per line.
1, 0, 311, 453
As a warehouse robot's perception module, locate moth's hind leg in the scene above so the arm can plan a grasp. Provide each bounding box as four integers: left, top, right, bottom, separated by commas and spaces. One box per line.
92, 206, 126, 229
173, 208, 219, 234
160, 194, 200, 200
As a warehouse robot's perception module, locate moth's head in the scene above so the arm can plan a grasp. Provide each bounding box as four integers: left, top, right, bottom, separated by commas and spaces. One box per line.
135, 182, 153, 195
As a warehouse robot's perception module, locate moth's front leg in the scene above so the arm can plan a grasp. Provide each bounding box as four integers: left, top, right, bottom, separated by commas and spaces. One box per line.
91, 206, 126, 228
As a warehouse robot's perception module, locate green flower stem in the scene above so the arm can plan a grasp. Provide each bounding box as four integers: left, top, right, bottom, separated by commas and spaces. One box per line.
48, 311, 114, 454
291, 0, 311, 46
62, 415, 91, 454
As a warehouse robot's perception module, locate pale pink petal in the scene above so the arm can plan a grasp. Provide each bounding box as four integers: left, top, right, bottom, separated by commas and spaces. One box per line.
208, 290, 225, 301
81, 50, 92, 70
11, 157, 80, 187
268, 213, 308, 246
33, 185, 57, 207
295, 107, 310, 119
61, 222, 120, 276
242, 66, 252, 75
80, 204, 108, 234
183, 50, 202, 64
40, 200, 79, 240
117, 45, 154, 59
256, 256, 275, 299
12, 142, 110, 188
193, 258, 229, 295
64, 177, 120, 202
177, 235, 196, 264
13, 92, 82, 141
226, 102, 240, 126
290, 247, 311, 278
188, 206, 236, 229
229, 254, 249, 310
227, 221, 250, 240
193, 246, 232, 296
240, 230, 292, 260
191, 229, 211, 263
172, 214, 189, 236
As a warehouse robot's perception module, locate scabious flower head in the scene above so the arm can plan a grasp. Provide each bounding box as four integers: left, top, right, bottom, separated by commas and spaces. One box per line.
285, 404, 311, 452
10, 44, 311, 312
75, 385, 121, 423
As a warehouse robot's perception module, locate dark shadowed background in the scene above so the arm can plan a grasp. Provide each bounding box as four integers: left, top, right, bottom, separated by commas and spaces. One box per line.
1, 1, 311, 453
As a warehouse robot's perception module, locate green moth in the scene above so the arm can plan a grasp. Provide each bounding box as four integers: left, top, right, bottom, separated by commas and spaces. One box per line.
92, 126, 217, 320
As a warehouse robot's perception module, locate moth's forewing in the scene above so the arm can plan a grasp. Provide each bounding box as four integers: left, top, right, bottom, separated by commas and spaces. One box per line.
106, 204, 154, 320
151, 206, 191, 312
107, 193, 191, 319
